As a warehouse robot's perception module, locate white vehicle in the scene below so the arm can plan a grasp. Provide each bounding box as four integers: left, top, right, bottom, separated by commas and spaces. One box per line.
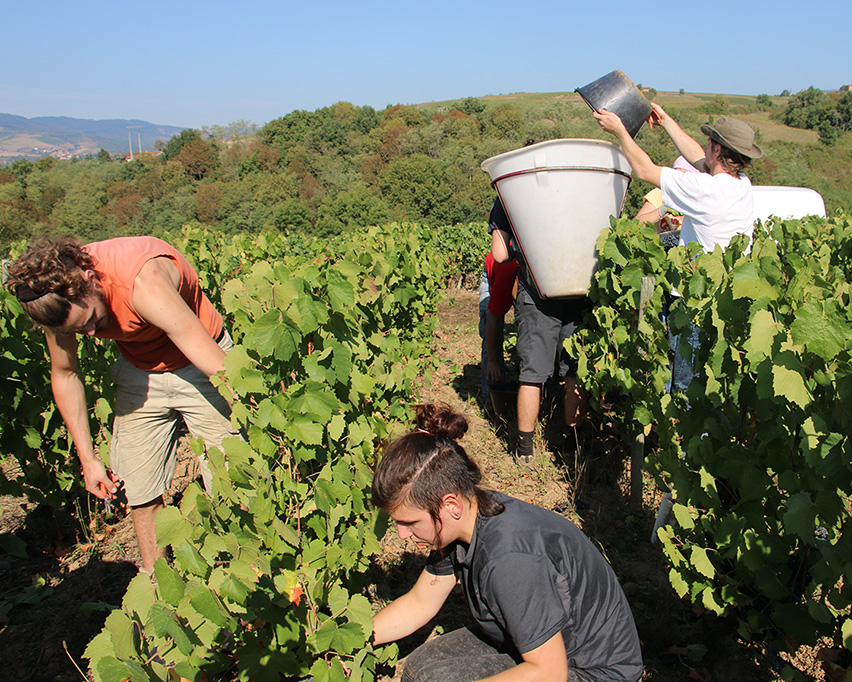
752, 186, 826, 223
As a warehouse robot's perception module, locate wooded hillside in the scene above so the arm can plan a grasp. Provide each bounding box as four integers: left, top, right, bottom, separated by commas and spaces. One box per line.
1, 89, 849, 247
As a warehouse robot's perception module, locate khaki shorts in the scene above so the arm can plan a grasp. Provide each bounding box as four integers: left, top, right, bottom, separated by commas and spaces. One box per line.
109, 331, 237, 506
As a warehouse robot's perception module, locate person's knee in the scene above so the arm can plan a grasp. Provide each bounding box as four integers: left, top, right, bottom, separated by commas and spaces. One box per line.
401, 641, 438, 682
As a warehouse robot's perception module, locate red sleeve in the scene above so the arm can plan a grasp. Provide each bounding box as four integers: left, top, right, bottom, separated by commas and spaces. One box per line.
487, 258, 518, 318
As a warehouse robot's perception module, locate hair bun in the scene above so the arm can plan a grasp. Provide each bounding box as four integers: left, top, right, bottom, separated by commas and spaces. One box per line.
414, 403, 468, 441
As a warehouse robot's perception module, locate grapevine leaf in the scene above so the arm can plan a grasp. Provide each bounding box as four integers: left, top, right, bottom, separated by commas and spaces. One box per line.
155, 506, 191, 547
690, 546, 716, 579
285, 418, 324, 446
311, 657, 348, 682
173, 540, 210, 579
96, 656, 147, 682
313, 620, 364, 655
668, 568, 689, 598
671, 503, 695, 531
103, 609, 137, 661
790, 301, 850, 360
843, 618, 852, 650
744, 309, 777, 359
782, 492, 818, 544
701, 587, 726, 615
121, 573, 156, 623
154, 559, 185, 606
772, 363, 810, 409
346, 593, 375, 637
150, 602, 193, 655
186, 582, 230, 627
731, 262, 778, 301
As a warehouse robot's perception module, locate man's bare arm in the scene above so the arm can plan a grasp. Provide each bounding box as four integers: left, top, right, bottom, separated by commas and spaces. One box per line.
131, 258, 226, 378
594, 109, 662, 187
491, 229, 512, 263
650, 103, 707, 172
45, 330, 117, 499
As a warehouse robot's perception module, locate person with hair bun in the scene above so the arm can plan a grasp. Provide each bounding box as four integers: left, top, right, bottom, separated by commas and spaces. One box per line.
371, 404, 642, 682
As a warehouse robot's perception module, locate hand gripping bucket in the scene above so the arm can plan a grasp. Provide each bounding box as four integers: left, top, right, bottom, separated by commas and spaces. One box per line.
481, 139, 632, 298
575, 70, 652, 139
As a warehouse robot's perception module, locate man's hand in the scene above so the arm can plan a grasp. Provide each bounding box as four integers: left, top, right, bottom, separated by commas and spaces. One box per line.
486, 359, 503, 386
593, 108, 628, 138
81, 458, 119, 500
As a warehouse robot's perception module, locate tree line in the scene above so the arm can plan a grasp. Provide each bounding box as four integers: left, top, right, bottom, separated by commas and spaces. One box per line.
1, 89, 850, 248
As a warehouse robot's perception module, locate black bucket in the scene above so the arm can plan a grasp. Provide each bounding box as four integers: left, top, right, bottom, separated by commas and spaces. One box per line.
575, 70, 652, 139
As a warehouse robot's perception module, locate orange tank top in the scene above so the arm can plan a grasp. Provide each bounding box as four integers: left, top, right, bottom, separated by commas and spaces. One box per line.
86, 237, 223, 372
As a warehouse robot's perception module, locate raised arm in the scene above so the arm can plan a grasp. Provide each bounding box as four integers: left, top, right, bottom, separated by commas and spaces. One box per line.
131, 257, 225, 378
372, 569, 456, 645
649, 103, 707, 172
45, 330, 118, 499
593, 109, 662, 187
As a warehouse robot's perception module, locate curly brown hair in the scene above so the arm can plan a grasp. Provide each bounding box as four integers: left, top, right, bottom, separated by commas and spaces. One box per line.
4, 236, 96, 327
715, 142, 751, 176
372, 404, 504, 544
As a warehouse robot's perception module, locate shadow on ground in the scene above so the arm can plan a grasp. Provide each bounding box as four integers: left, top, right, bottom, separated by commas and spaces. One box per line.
0, 501, 138, 682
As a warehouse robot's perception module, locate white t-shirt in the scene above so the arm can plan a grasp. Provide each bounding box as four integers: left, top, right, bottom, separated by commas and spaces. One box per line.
660, 167, 755, 253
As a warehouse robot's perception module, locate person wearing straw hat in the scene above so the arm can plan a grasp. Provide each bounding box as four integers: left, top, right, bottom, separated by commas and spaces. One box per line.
594, 103, 762, 254
596, 105, 762, 392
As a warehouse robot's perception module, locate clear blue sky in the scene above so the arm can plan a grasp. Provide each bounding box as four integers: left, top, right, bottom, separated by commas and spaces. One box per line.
3, 0, 849, 129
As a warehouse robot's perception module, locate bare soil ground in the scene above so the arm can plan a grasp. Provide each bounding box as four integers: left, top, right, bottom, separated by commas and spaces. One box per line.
0, 287, 833, 681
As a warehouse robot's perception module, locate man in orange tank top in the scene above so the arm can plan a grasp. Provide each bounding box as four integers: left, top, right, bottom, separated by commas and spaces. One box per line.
6, 235, 238, 574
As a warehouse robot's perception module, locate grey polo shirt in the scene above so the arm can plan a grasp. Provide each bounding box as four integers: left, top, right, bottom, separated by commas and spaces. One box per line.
426, 493, 642, 682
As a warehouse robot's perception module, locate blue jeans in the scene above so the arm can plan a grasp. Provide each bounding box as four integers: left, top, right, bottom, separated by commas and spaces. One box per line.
667, 321, 699, 394
478, 267, 490, 398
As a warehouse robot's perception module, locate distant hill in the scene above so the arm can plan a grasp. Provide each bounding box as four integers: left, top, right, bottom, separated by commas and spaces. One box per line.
0, 114, 185, 161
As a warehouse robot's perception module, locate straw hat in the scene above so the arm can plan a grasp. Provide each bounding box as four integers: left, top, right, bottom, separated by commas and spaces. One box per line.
700, 118, 763, 159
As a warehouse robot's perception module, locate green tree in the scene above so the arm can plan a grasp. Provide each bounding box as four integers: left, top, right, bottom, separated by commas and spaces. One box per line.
162, 128, 202, 161
378, 154, 455, 225
459, 97, 486, 125
780, 87, 832, 129
315, 184, 391, 236
488, 104, 524, 141
53, 181, 107, 238
273, 197, 312, 232
836, 91, 852, 131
